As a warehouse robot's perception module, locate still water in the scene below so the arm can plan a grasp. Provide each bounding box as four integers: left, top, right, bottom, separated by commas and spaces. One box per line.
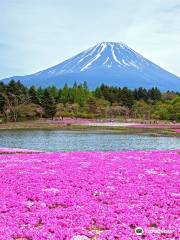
0, 130, 179, 152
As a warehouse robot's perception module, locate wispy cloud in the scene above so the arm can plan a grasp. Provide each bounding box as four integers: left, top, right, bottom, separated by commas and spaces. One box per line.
164, 4, 180, 12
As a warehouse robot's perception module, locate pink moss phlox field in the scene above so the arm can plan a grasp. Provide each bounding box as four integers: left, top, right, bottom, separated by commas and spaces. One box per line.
129, 124, 180, 129
0, 149, 179, 239
174, 129, 180, 133
44, 118, 94, 125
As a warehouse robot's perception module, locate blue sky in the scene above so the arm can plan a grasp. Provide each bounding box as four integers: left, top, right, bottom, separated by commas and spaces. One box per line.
0, 0, 180, 79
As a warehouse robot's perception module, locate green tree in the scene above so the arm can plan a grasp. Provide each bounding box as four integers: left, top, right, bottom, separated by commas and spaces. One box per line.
29, 86, 41, 105
152, 102, 172, 120
148, 87, 161, 103
171, 97, 180, 121
59, 84, 70, 104
121, 87, 134, 108
86, 96, 97, 114
56, 103, 66, 120
106, 105, 129, 119
132, 100, 152, 119
133, 87, 148, 102
7, 80, 27, 96
17, 103, 43, 121
42, 90, 56, 119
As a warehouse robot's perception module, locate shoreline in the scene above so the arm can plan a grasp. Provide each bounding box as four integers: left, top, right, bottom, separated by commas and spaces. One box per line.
0, 120, 179, 137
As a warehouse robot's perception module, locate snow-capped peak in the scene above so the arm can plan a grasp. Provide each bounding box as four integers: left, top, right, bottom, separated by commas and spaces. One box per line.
3, 41, 179, 91
46, 41, 150, 75
80, 43, 107, 71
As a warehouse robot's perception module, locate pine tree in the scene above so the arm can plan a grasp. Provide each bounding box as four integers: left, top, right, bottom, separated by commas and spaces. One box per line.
42, 89, 56, 119
7, 80, 27, 96
87, 96, 97, 114
29, 86, 41, 105
148, 87, 161, 103
121, 87, 134, 108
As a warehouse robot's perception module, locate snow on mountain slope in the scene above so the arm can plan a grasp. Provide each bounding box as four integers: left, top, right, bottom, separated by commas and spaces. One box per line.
35, 42, 151, 74
1, 42, 180, 90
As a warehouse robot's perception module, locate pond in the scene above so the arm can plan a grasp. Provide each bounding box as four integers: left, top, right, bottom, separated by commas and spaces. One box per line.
0, 130, 179, 152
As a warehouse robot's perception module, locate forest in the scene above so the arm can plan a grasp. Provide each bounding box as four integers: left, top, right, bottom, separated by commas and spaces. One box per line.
0, 80, 179, 122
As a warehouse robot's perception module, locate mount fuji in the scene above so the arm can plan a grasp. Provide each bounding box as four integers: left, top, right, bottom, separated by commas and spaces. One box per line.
1, 42, 180, 90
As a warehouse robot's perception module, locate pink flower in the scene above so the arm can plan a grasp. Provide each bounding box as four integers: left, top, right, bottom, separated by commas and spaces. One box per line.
0, 149, 179, 239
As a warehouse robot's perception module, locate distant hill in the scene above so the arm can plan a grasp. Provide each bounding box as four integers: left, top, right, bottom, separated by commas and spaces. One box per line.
1, 42, 180, 90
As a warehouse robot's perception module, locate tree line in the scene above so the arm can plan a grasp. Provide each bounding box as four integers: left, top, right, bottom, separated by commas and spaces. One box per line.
0, 80, 179, 122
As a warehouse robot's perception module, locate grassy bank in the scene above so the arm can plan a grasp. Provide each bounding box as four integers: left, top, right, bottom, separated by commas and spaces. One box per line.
0, 120, 179, 137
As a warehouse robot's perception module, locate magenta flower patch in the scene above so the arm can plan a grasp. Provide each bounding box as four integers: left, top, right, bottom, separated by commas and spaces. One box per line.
129, 124, 180, 129
0, 149, 179, 239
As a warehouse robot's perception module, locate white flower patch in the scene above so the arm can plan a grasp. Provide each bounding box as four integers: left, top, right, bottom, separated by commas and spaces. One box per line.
71, 235, 90, 240
25, 200, 34, 208
171, 193, 180, 197
145, 169, 158, 174
106, 186, 115, 190
43, 188, 59, 193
